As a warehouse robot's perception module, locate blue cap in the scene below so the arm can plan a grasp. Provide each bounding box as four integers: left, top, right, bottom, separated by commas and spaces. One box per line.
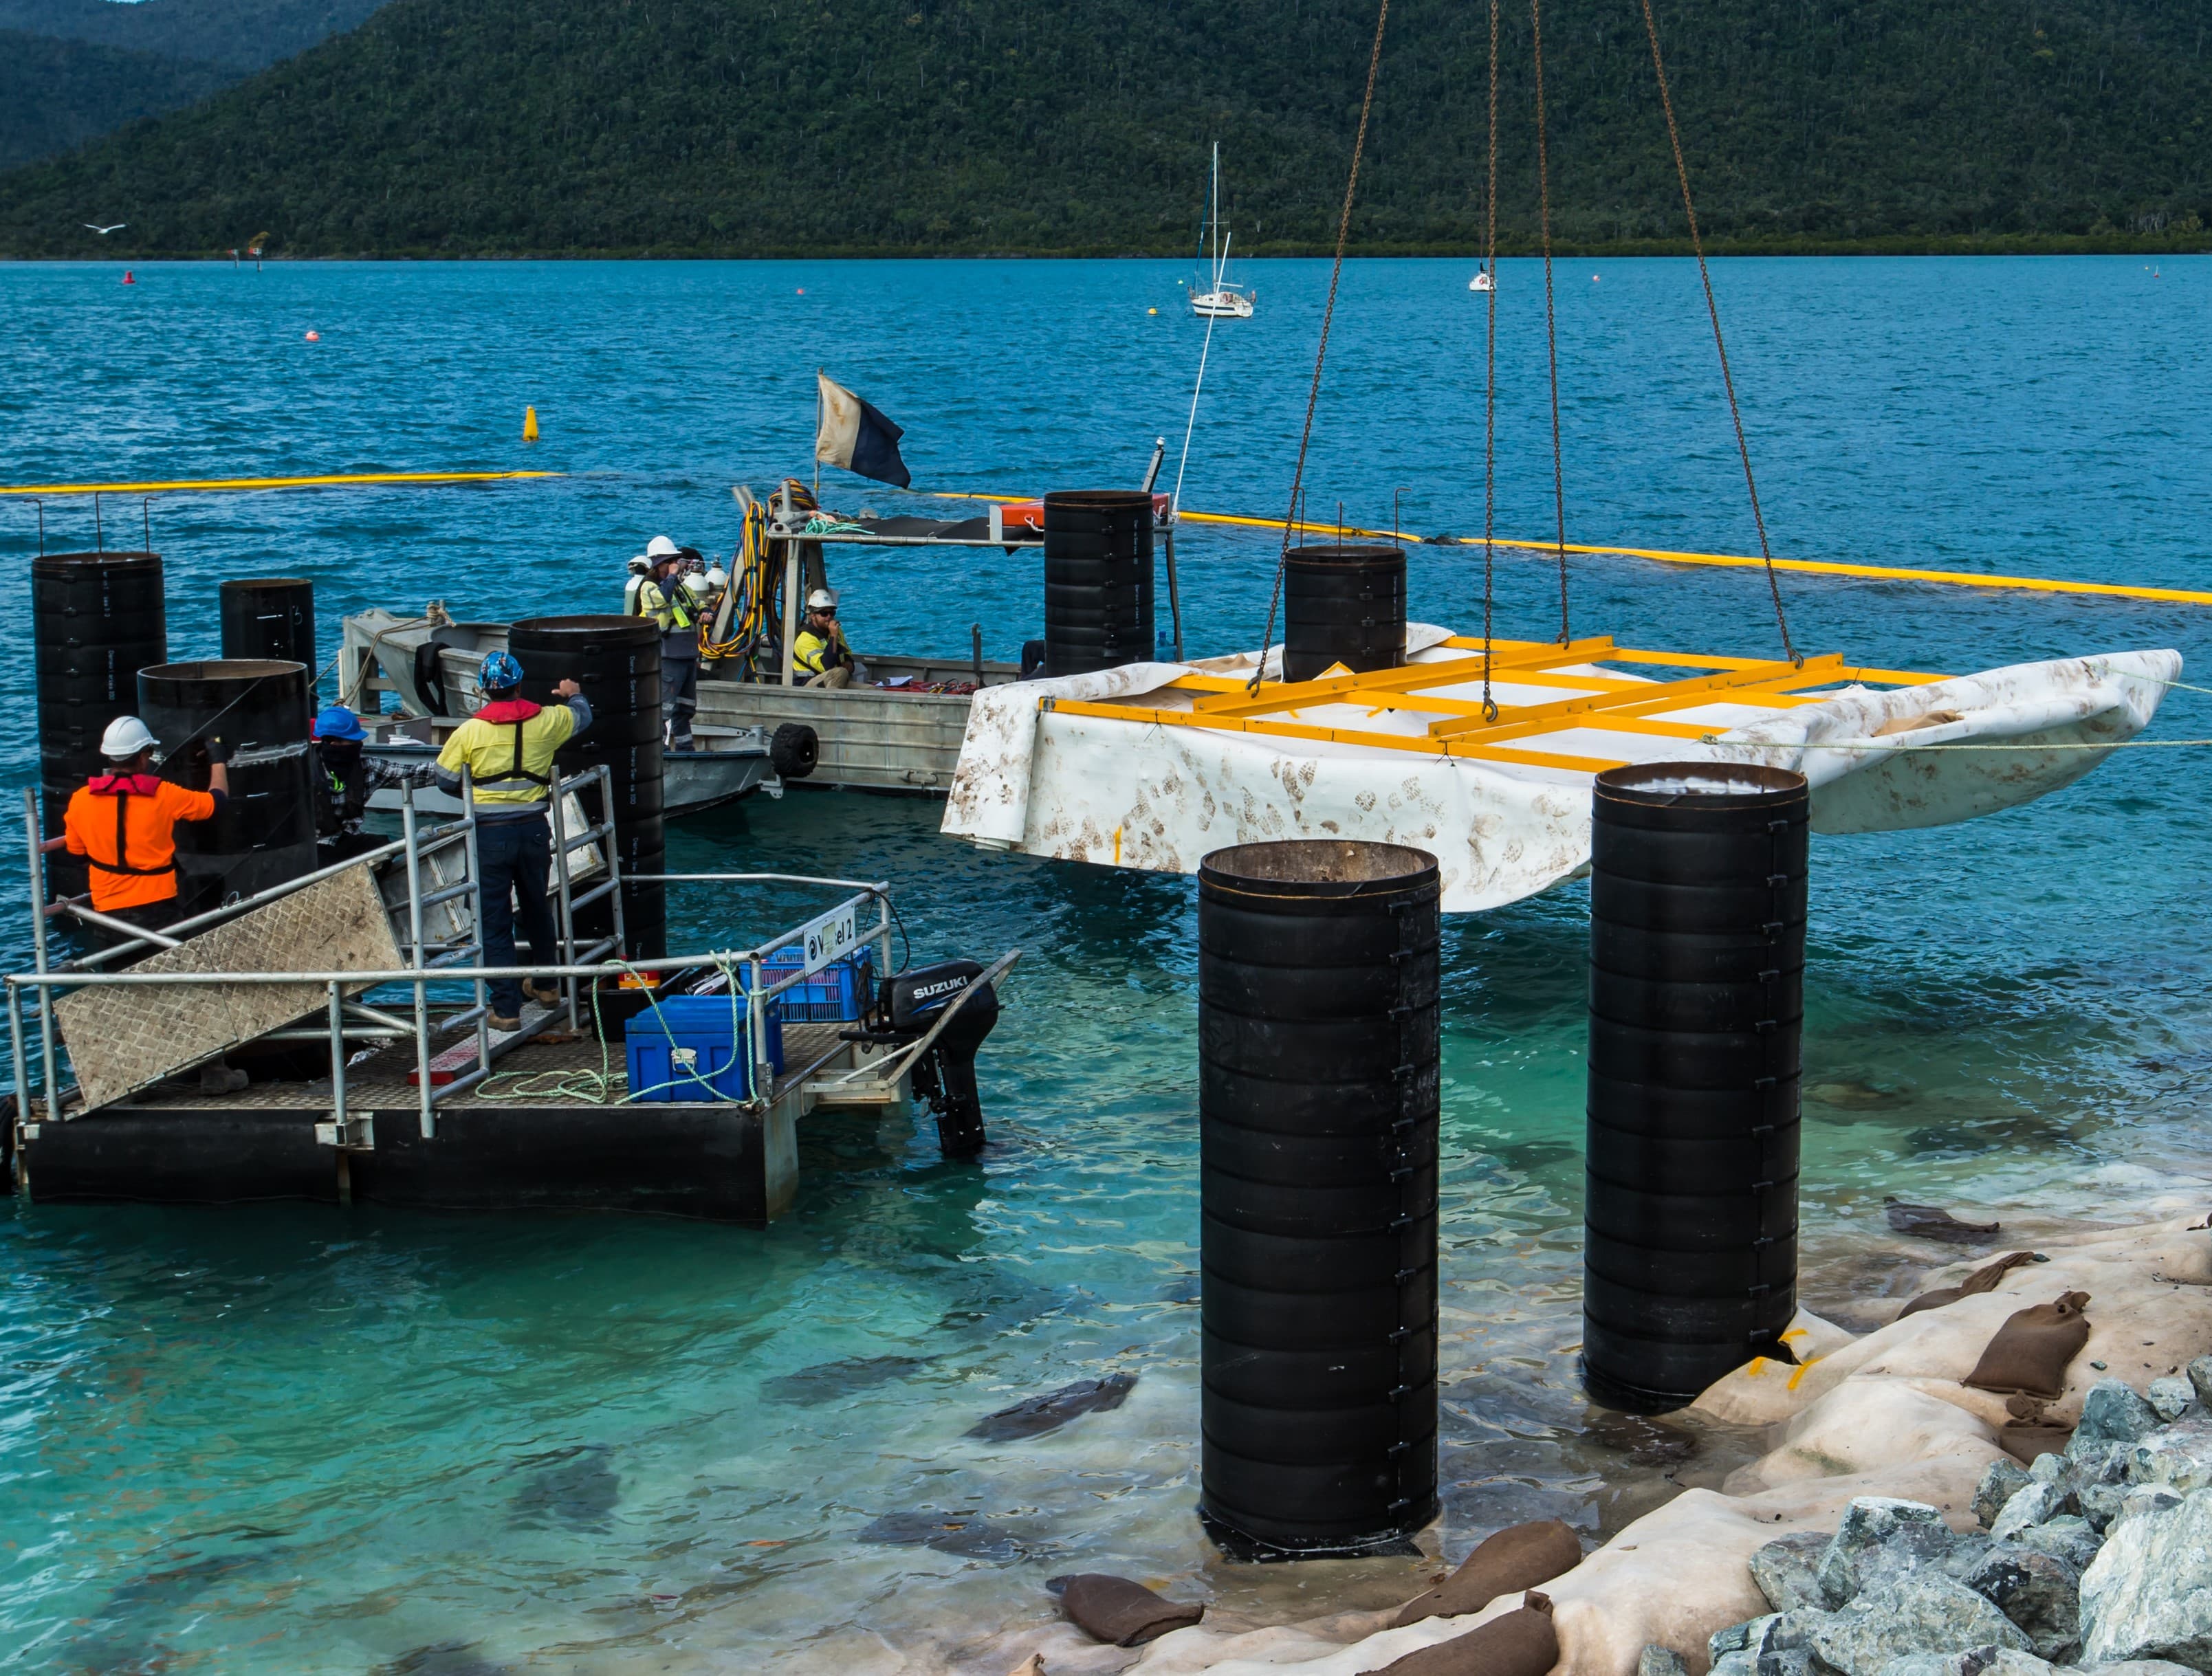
313, 704, 367, 742
479, 650, 523, 691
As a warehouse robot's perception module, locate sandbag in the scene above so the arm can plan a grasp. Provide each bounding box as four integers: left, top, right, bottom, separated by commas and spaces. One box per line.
1369, 1592, 1559, 1676
1964, 1291, 2092, 1399
1392, 1519, 1583, 1628
1897, 1250, 2041, 1317
2000, 1424, 2074, 1466
1059, 1573, 1205, 1646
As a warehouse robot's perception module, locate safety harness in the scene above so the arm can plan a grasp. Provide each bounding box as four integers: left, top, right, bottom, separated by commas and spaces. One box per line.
84, 773, 179, 879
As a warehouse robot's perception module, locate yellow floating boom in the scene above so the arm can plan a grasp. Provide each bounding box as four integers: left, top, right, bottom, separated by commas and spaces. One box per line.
931, 492, 2212, 610
0, 470, 560, 496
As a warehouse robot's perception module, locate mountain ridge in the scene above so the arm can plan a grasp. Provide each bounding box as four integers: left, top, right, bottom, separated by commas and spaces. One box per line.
1, 0, 2207, 258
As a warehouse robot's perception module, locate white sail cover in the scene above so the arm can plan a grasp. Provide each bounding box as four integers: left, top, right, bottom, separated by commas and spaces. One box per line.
942, 631, 2180, 913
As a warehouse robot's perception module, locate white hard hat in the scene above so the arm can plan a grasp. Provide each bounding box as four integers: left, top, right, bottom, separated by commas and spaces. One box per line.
646, 535, 681, 560
100, 716, 158, 760
807, 588, 839, 610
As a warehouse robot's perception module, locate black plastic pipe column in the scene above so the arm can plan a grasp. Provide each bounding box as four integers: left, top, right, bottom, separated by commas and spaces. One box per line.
1583, 762, 1808, 1413
1197, 838, 1441, 1556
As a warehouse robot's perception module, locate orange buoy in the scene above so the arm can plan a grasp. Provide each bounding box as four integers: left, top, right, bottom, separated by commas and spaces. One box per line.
796, 287, 805, 295
304, 330, 320, 341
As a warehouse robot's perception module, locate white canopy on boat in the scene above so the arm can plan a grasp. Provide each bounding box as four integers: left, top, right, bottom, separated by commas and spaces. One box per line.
941, 626, 2180, 912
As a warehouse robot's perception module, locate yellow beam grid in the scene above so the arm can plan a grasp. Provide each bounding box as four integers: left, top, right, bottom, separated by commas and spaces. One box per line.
1040, 637, 1950, 773
0, 471, 559, 496
928, 492, 2212, 610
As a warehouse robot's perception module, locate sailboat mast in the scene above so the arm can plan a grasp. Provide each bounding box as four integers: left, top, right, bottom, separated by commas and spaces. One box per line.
1210, 142, 1222, 287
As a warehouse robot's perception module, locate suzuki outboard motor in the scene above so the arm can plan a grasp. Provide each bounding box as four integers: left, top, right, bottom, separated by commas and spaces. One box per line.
879, 960, 1001, 1156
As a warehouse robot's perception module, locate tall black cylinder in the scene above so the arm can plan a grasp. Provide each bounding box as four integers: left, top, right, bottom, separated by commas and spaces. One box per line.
34, 552, 168, 898
1198, 839, 1441, 1556
1583, 762, 1808, 1414
509, 616, 666, 960
220, 580, 316, 707
1282, 544, 1406, 683
138, 659, 319, 916
1042, 490, 1154, 677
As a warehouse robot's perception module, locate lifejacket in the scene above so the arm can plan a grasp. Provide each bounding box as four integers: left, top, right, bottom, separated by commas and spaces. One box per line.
83, 774, 177, 879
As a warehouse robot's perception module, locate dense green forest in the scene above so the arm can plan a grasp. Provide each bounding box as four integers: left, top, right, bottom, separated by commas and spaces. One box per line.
0, 30, 230, 170
2, 0, 2208, 257
0, 0, 391, 166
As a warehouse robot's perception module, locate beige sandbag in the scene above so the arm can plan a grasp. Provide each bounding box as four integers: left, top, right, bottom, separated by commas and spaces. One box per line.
1964, 1291, 2092, 1399
1898, 1250, 2041, 1318
1368, 1591, 1559, 1676
1392, 1519, 1582, 1628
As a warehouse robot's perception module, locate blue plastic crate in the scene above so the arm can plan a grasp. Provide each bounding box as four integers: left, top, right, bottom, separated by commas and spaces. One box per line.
762, 945, 875, 1022
624, 992, 784, 1103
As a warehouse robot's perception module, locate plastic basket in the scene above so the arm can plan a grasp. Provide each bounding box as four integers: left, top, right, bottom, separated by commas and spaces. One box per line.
761, 945, 875, 1023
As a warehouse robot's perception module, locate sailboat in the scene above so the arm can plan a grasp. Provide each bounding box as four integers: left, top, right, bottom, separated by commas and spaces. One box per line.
1189, 143, 1255, 320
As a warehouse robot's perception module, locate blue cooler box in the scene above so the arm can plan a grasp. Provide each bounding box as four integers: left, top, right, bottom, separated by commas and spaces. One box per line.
624, 993, 785, 1103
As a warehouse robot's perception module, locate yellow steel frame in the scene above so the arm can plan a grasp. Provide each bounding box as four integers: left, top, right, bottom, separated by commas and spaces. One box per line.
1039, 635, 1947, 773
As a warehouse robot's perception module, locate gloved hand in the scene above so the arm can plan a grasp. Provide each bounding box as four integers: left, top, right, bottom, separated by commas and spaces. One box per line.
204, 737, 230, 765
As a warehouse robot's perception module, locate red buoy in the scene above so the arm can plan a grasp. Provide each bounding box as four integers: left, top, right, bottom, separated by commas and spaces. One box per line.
304, 330, 320, 342
122, 271, 135, 285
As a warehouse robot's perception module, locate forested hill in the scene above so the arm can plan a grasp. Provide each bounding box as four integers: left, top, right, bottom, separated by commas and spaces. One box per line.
2, 0, 2208, 258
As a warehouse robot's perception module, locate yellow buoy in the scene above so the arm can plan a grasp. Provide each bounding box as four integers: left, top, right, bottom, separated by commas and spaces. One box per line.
523, 405, 540, 442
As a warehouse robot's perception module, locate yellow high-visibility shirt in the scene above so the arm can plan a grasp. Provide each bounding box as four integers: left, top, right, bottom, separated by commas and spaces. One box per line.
436, 698, 582, 808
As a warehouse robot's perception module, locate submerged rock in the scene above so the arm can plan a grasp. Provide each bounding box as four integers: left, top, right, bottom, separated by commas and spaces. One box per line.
1809, 1574, 2033, 1676
1887, 1200, 2002, 1243
508, 1444, 618, 1530
855, 1509, 1020, 1561
1978, 1459, 2036, 1529
760, 1354, 932, 1404
967, 1373, 1136, 1442
373, 1645, 512, 1676
2080, 1488, 2212, 1666
1819, 1498, 1960, 1603
2077, 1382, 2162, 1449
1962, 1543, 2083, 1660
1752, 1532, 1835, 1613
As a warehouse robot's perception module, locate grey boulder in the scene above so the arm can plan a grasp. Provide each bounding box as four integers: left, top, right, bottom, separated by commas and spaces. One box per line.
2187, 1355, 2212, 1411
1964, 1543, 2083, 1660
2129, 1420, 2212, 1497
2079, 1486, 2212, 1667
2147, 1377, 2198, 1425
1879, 1655, 2050, 1676
2014, 1517, 2105, 1575
2077, 1382, 2162, 1449
1637, 1645, 1691, 1676
1754, 1532, 1836, 1613
1822, 1499, 1964, 1604
1810, 1575, 2035, 1676
1996, 1484, 2085, 1544
1979, 1460, 2037, 1529
2067, 1662, 2198, 1676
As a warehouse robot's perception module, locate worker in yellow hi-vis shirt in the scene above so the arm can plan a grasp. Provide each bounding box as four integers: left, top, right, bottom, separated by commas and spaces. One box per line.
435, 649, 591, 1030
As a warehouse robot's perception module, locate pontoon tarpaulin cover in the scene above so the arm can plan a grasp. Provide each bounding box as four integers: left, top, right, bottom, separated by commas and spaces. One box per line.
941, 627, 2179, 913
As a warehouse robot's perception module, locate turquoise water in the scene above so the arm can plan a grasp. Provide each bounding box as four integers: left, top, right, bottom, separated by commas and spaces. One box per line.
2, 257, 2210, 1672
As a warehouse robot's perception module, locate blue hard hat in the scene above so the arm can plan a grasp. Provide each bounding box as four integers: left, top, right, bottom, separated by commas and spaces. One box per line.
313, 704, 367, 742
479, 650, 524, 691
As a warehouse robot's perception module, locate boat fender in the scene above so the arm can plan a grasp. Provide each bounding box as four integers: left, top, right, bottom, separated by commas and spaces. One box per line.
769, 723, 818, 780
413, 641, 448, 716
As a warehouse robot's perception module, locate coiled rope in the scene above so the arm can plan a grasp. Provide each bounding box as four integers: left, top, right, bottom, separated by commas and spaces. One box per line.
1248, 0, 1391, 694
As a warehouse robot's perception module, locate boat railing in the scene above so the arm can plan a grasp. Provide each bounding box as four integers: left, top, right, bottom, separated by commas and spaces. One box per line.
8, 771, 895, 1146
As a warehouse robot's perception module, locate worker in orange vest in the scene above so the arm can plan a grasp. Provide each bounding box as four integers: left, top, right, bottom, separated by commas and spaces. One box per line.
42, 716, 229, 946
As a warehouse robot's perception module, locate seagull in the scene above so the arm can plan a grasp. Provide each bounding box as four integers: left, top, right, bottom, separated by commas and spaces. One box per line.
83, 223, 126, 234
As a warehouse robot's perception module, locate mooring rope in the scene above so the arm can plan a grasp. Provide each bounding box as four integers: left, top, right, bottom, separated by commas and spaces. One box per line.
1531, 0, 1568, 647
1248, 0, 1392, 694
1638, 0, 1799, 666
1480, 0, 1501, 723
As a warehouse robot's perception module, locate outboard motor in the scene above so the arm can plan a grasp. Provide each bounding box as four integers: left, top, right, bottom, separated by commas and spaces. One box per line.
877, 960, 1001, 1156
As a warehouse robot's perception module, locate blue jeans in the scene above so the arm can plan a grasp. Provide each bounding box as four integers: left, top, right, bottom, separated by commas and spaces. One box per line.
478, 814, 559, 1017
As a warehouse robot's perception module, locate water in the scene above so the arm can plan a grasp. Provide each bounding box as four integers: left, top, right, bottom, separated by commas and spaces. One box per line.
2, 256, 2210, 1673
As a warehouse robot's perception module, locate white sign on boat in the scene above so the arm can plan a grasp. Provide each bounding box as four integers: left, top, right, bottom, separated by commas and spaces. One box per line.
798, 898, 862, 975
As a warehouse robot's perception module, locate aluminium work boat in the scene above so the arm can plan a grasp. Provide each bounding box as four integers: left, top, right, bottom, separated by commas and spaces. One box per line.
941, 626, 2180, 913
